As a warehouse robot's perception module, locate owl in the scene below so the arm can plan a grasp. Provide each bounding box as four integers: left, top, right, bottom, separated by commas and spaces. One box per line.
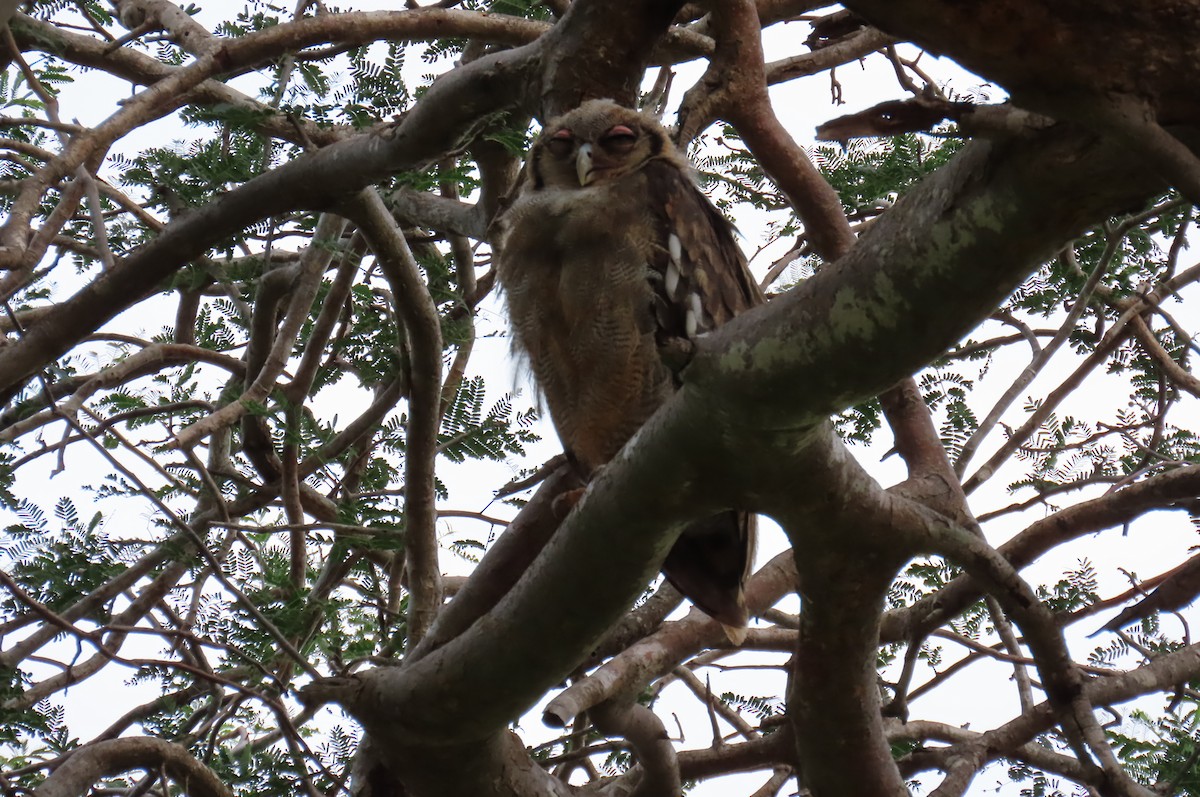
494, 99, 762, 642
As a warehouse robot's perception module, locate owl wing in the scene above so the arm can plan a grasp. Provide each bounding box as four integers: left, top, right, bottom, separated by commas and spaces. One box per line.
642, 159, 762, 642
643, 159, 763, 356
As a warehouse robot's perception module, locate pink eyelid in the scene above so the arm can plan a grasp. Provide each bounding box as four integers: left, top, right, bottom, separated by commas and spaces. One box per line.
606, 125, 635, 137
551, 128, 573, 140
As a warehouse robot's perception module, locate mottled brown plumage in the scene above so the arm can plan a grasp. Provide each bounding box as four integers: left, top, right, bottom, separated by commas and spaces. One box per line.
494, 100, 762, 640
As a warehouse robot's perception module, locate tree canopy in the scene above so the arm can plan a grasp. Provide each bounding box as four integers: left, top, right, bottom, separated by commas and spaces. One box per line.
3, 1, 1200, 796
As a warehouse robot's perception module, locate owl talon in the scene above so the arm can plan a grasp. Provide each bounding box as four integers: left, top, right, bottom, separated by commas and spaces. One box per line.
551, 487, 587, 519
658, 336, 695, 373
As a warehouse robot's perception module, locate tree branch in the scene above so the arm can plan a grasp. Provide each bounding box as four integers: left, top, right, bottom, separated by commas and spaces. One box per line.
342, 188, 444, 645
34, 738, 231, 797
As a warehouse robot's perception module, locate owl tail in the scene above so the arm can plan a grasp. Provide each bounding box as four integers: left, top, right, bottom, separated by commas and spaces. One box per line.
662, 510, 756, 646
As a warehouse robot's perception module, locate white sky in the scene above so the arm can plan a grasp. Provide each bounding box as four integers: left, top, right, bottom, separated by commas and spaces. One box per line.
4, 6, 1198, 797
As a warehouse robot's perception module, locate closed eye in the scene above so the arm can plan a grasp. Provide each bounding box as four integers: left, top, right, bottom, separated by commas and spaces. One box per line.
600, 124, 638, 154
546, 127, 575, 157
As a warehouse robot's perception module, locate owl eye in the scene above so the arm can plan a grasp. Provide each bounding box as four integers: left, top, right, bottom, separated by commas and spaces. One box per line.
600, 124, 638, 154
546, 127, 574, 157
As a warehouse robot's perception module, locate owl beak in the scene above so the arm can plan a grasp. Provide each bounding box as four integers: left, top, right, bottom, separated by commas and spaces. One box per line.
576, 143, 594, 186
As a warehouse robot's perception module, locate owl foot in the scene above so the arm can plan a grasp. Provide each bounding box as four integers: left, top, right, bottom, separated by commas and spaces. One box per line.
551, 487, 587, 519
657, 335, 696, 374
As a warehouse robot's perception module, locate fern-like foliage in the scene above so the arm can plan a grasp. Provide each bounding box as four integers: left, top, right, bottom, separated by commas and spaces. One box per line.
438, 377, 539, 463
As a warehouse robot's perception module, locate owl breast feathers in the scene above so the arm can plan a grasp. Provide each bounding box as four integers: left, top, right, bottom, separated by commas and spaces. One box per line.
494, 99, 763, 640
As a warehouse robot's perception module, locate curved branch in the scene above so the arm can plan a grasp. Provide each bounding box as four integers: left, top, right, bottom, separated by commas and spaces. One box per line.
676, 0, 855, 263
343, 189, 444, 645
35, 738, 231, 797
591, 700, 681, 797
407, 464, 579, 664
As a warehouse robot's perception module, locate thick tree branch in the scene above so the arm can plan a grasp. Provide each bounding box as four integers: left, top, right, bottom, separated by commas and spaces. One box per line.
34, 738, 231, 797
298, 106, 1178, 797
407, 464, 579, 664
684, 127, 1168, 425
751, 428, 911, 797
591, 700, 681, 797
674, 727, 794, 782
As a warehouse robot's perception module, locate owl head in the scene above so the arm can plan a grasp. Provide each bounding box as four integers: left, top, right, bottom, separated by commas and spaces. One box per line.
526, 99, 677, 190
